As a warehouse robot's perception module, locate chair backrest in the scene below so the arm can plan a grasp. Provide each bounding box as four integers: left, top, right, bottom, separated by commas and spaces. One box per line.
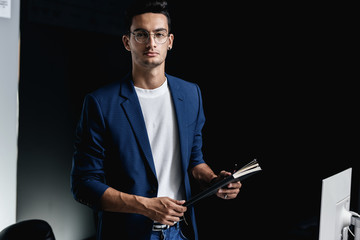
0, 219, 55, 240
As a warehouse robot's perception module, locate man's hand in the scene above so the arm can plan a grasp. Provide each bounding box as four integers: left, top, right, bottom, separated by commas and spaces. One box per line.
214, 171, 242, 200
100, 188, 186, 225
190, 163, 242, 200
141, 197, 187, 225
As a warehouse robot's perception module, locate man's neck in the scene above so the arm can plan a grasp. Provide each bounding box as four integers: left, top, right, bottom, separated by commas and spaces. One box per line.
132, 66, 166, 89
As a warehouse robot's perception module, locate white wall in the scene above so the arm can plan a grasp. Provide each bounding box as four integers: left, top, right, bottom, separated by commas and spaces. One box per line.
16, 14, 96, 239
0, 0, 20, 231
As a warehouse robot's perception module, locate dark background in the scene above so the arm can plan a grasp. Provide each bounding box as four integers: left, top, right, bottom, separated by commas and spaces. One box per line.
18, 0, 358, 239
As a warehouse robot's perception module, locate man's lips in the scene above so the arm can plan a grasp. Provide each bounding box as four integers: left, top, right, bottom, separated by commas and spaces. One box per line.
144, 51, 159, 57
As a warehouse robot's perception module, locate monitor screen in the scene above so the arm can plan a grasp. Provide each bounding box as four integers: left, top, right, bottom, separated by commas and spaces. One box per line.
319, 168, 352, 240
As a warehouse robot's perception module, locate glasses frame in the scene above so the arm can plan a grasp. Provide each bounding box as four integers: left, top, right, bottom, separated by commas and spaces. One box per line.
130, 30, 170, 45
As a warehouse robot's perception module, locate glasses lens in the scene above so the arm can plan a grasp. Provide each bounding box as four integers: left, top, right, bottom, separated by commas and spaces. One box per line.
154, 32, 168, 44
132, 30, 169, 44
134, 31, 149, 43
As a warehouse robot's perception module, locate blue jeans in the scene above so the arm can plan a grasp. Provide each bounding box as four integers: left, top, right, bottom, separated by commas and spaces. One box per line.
150, 223, 188, 240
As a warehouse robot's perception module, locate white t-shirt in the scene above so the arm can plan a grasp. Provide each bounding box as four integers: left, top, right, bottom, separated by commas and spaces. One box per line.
134, 80, 185, 200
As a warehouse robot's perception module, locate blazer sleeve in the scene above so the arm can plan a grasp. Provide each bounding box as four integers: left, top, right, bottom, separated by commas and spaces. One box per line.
188, 83, 206, 169
71, 94, 109, 210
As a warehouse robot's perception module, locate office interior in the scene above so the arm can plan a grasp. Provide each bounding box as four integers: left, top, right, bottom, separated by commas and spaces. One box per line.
0, 1, 357, 239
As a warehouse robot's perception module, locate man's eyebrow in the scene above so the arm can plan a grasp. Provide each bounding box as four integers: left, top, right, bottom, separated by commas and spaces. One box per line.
154, 28, 168, 32
133, 28, 168, 32
132, 28, 146, 32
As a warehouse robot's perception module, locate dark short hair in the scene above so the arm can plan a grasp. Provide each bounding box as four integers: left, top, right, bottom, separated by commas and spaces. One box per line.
124, 0, 171, 33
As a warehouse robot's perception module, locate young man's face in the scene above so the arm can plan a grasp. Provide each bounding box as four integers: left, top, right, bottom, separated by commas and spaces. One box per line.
123, 13, 174, 70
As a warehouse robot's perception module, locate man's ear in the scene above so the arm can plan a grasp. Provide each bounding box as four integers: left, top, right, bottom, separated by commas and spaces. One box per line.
168, 33, 174, 50
122, 35, 131, 51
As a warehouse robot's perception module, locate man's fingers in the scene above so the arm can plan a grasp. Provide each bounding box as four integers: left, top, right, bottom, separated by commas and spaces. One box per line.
162, 217, 180, 226
216, 190, 239, 200
216, 180, 242, 200
219, 170, 232, 177
227, 181, 242, 189
168, 199, 187, 213
213, 170, 242, 201
218, 187, 240, 195
156, 198, 187, 225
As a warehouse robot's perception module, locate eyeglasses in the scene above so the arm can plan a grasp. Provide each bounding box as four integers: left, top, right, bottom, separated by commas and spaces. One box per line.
130, 30, 169, 44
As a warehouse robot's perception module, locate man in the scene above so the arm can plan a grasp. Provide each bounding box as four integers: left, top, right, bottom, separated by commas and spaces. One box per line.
71, 1, 241, 239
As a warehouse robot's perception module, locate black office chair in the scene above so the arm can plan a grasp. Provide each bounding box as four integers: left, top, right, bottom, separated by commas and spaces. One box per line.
0, 219, 55, 240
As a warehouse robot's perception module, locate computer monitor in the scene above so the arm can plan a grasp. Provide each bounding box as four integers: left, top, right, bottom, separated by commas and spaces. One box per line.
319, 168, 354, 240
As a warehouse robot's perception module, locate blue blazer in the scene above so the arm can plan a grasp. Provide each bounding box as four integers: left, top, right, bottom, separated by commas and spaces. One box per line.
71, 73, 206, 240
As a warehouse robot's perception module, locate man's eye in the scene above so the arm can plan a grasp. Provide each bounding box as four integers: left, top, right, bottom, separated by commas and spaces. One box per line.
136, 32, 147, 38
155, 33, 166, 38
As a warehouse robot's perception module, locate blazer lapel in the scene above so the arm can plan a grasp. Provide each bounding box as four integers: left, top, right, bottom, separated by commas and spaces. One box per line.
167, 75, 189, 174
119, 75, 157, 179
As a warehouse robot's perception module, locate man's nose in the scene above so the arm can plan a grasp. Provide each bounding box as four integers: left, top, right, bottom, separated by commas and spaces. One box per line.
146, 34, 157, 48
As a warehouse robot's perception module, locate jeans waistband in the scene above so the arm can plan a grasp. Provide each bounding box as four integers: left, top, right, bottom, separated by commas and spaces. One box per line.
152, 222, 179, 231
